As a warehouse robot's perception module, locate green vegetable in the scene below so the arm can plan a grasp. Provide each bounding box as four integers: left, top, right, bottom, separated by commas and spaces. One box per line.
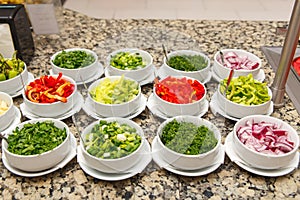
160, 119, 218, 155
52, 50, 95, 69
0, 51, 25, 81
167, 55, 208, 72
110, 51, 146, 70
84, 120, 142, 159
7, 121, 67, 155
220, 74, 270, 105
90, 75, 139, 104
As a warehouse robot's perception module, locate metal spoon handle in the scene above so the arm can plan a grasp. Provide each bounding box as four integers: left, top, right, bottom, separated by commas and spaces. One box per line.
162, 44, 169, 64
0, 133, 8, 143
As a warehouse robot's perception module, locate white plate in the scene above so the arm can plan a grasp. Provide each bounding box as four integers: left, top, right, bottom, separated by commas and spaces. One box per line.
210, 92, 274, 121
82, 94, 147, 119
147, 93, 209, 119
49, 62, 104, 85
151, 136, 224, 177
156, 65, 212, 84
77, 139, 152, 181
224, 132, 299, 177
11, 73, 34, 98
104, 65, 156, 86
211, 66, 265, 83
20, 92, 84, 120
1, 106, 21, 134
2, 133, 77, 177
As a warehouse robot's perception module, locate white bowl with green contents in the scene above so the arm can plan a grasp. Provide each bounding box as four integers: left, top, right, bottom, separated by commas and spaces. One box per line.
106, 48, 153, 82
50, 48, 99, 82
162, 50, 211, 83
2, 118, 70, 172
80, 117, 145, 173
155, 115, 221, 170
88, 76, 141, 117
217, 74, 272, 118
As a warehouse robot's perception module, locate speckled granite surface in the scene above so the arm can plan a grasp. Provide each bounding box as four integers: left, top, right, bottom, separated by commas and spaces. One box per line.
1, 9, 299, 200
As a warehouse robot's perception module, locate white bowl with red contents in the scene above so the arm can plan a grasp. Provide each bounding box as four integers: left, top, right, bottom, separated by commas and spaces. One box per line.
213, 49, 261, 80
22, 73, 77, 117
233, 115, 299, 169
153, 76, 207, 117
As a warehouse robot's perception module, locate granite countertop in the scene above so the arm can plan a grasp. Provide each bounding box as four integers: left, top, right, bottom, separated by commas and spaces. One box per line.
1, 9, 299, 200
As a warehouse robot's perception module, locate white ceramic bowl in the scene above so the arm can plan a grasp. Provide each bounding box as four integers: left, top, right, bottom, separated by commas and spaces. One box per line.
80, 117, 145, 173
153, 76, 207, 117
88, 76, 141, 117
0, 63, 28, 95
162, 50, 211, 83
50, 48, 99, 82
156, 115, 221, 170
2, 118, 70, 172
22, 74, 77, 117
213, 49, 261, 80
217, 83, 272, 119
233, 115, 300, 169
106, 48, 153, 82
0, 92, 15, 132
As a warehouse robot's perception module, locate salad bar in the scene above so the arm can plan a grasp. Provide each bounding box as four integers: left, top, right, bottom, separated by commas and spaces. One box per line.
0, 8, 299, 199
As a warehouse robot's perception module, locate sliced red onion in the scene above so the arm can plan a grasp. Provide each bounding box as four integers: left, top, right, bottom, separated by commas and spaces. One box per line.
236, 120, 295, 155
217, 51, 259, 70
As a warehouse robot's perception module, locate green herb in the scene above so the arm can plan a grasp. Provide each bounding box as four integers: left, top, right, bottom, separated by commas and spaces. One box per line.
110, 52, 146, 70
160, 119, 217, 155
168, 55, 208, 72
7, 121, 67, 155
53, 50, 95, 69
84, 120, 142, 159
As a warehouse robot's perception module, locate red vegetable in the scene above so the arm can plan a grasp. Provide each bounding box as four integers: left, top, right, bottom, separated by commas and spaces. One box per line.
26, 73, 74, 103
292, 56, 300, 76
154, 76, 205, 104
237, 120, 294, 155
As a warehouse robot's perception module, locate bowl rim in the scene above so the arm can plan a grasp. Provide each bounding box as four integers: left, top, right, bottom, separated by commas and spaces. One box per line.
80, 117, 145, 161
163, 49, 211, 73
2, 118, 70, 158
233, 115, 300, 158
156, 115, 221, 158
0, 92, 13, 117
153, 75, 207, 106
50, 48, 99, 71
22, 74, 77, 106
214, 48, 262, 72
217, 82, 272, 108
0, 62, 28, 83
107, 48, 153, 72
88, 75, 141, 106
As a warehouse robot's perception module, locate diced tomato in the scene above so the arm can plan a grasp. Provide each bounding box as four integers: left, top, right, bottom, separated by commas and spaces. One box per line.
154, 76, 205, 104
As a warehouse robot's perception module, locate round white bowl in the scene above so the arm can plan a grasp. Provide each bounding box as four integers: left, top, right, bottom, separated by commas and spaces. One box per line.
217, 84, 272, 119
0, 63, 28, 95
162, 50, 211, 83
2, 118, 70, 172
0, 92, 15, 132
22, 74, 77, 117
156, 115, 221, 170
213, 49, 261, 80
106, 48, 153, 82
153, 76, 207, 117
88, 76, 141, 117
50, 48, 99, 82
80, 117, 145, 173
233, 115, 300, 169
